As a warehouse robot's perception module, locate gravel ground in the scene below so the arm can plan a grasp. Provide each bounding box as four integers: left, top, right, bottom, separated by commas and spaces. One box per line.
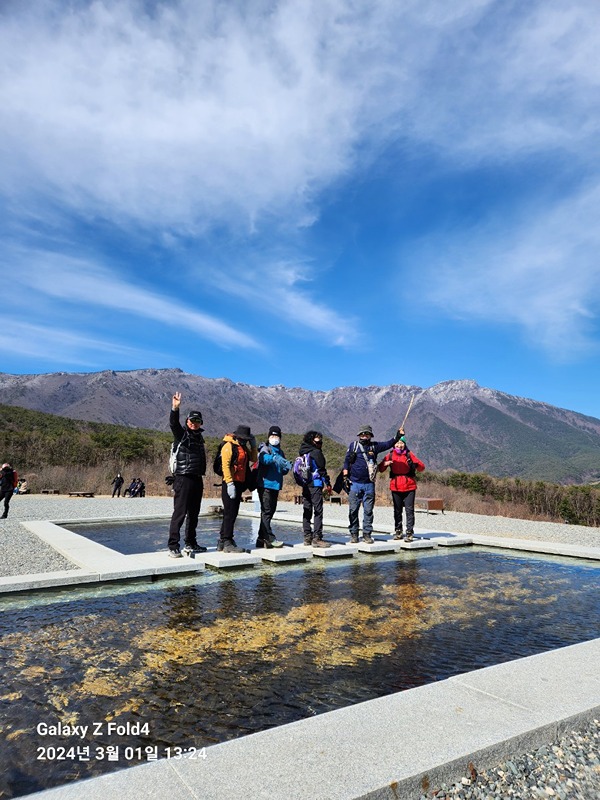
0, 494, 176, 578
1, 493, 599, 799
313, 501, 600, 547
420, 718, 600, 800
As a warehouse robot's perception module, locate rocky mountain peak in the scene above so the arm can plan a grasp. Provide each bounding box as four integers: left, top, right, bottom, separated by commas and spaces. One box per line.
0, 369, 599, 483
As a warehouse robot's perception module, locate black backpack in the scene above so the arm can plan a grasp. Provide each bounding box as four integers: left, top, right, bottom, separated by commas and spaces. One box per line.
213, 441, 238, 477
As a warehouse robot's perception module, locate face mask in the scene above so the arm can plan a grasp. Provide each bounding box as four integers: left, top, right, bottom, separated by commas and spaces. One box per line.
394, 445, 405, 453
313, 440, 322, 448
269, 436, 280, 446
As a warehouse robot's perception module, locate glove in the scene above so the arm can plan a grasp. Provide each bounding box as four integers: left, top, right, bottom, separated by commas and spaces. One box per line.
273, 454, 289, 471
249, 435, 257, 449
343, 477, 351, 493
164, 475, 175, 486
226, 482, 236, 499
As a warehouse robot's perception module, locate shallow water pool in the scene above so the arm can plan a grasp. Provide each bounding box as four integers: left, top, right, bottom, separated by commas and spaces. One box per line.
1, 520, 599, 798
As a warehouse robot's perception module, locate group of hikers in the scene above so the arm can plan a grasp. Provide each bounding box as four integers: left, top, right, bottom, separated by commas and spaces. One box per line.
111, 474, 146, 498
166, 393, 425, 558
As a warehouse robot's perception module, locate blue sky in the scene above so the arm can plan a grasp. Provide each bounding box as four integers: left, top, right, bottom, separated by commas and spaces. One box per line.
2, 0, 600, 418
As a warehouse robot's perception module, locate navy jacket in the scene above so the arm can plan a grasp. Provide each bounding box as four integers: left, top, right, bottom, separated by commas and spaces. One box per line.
343, 438, 395, 483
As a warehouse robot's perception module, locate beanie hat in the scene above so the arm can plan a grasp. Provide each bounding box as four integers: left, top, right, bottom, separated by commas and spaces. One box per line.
268, 425, 282, 437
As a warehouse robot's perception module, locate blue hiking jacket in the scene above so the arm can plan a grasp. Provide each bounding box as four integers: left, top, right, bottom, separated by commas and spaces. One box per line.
258, 443, 291, 490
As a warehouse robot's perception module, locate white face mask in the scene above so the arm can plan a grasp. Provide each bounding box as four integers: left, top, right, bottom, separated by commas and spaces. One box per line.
269, 436, 280, 446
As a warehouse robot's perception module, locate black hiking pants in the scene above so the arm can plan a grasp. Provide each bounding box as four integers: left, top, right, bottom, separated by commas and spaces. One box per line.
219, 481, 244, 543
0, 489, 12, 517
168, 474, 203, 550
257, 487, 279, 541
302, 485, 324, 541
392, 490, 415, 534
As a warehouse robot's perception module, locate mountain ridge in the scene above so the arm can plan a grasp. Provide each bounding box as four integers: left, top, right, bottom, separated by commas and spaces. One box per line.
1, 368, 599, 483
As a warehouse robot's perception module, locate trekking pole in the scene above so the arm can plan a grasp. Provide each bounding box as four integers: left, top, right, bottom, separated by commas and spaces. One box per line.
400, 394, 415, 430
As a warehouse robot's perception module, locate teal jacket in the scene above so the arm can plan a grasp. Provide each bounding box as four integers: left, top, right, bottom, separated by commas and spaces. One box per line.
257, 443, 291, 490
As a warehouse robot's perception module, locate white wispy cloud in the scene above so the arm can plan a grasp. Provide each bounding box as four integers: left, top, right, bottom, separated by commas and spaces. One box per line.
0, 319, 155, 366
211, 259, 360, 346
2, 0, 600, 358
0, 0, 413, 230
414, 183, 600, 358
12, 250, 261, 350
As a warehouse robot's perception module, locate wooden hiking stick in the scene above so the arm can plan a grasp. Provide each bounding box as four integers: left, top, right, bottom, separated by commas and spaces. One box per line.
400, 394, 415, 430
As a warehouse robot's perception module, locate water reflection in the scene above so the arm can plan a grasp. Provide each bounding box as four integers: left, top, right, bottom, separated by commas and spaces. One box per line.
0, 550, 598, 799
65, 516, 345, 554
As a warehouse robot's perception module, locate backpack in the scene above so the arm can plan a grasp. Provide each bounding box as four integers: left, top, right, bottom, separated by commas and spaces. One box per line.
168, 442, 181, 474
293, 453, 313, 487
347, 442, 377, 482
213, 441, 238, 477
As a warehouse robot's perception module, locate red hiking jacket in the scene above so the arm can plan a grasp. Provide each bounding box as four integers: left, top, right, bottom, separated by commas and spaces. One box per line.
379, 448, 425, 492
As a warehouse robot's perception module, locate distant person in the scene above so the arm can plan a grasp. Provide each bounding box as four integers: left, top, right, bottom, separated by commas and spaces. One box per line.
379, 438, 425, 541
17, 478, 29, 494
299, 431, 332, 547
168, 392, 208, 558
124, 478, 137, 498
111, 473, 125, 498
255, 425, 291, 548
138, 479, 146, 498
342, 425, 404, 543
217, 425, 258, 553
0, 463, 17, 519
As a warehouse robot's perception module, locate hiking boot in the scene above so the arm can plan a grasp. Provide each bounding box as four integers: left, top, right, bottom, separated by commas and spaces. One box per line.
405, 534, 414, 543
168, 548, 182, 558
393, 531, 404, 541
362, 535, 374, 544
349, 534, 359, 544
312, 539, 331, 548
303, 537, 313, 546
268, 537, 284, 548
183, 543, 207, 555
222, 541, 245, 553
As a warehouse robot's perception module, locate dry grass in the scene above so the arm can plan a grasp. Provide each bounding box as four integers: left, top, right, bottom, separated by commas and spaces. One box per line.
19, 464, 558, 523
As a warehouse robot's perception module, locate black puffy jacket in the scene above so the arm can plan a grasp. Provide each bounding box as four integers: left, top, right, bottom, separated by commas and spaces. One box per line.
0, 467, 15, 493
170, 410, 206, 477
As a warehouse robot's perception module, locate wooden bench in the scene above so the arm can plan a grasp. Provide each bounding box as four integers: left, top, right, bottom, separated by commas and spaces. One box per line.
68, 492, 95, 498
294, 494, 303, 504
242, 495, 254, 503
41, 489, 60, 494
415, 497, 444, 514
328, 496, 342, 505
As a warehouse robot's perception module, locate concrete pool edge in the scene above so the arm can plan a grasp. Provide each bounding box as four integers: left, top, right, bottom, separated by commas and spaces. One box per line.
0, 510, 598, 595
252, 507, 600, 562
23, 637, 600, 800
